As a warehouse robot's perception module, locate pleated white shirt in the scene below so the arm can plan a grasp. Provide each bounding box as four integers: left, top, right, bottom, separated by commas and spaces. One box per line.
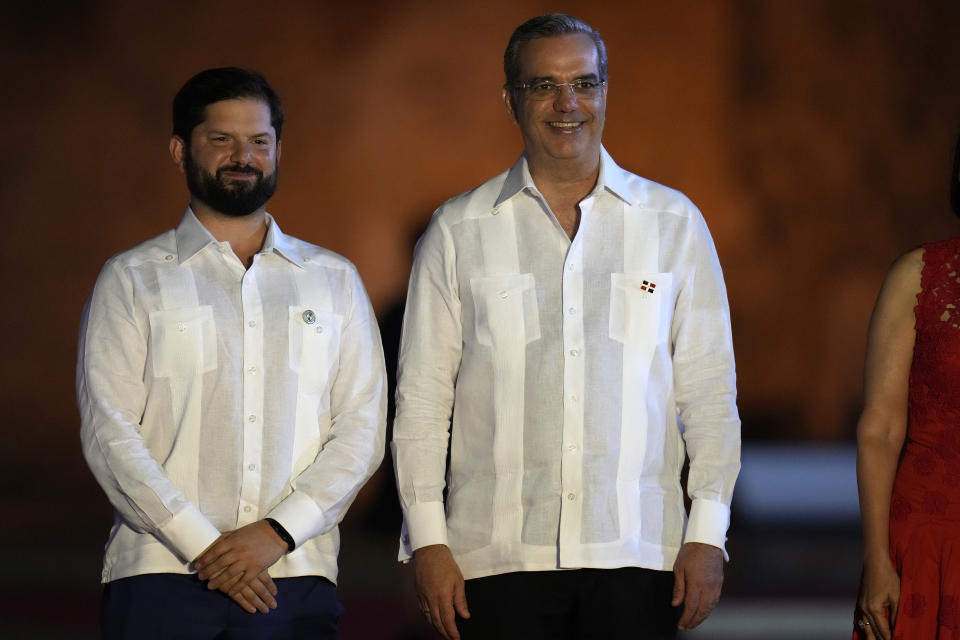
393, 149, 740, 579
78, 209, 386, 583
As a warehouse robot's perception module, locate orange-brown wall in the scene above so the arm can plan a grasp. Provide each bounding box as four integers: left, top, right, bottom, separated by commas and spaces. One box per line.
2, 0, 959, 543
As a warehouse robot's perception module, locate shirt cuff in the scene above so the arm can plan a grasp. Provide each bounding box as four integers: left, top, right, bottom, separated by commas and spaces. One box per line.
402, 501, 449, 554
267, 490, 325, 549
158, 504, 221, 564
683, 498, 731, 560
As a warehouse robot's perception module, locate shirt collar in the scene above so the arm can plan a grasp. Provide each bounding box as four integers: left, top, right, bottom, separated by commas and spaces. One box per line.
174, 208, 305, 268
596, 146, 636, 206
493, 145, 636, 211
494, 154, 535, 209
174, 208, 217, 264
261, 213, 305, 267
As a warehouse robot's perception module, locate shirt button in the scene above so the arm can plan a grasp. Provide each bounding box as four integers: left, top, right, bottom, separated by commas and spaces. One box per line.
248, 320, 257, 328
247, 366, 258, 374
164, 254, 174, 261
569, 349, 580, 357
243, 506, 252, 513
568, 307, 576, 315
176, 322, 186, 332
248, 464, 256, 471
316, 326, 324, 334
498, 291, 508, 299
567, 443, 578, 452
569, 395, 578, 402
567, 493, 577, 501
248, 415, 257, 423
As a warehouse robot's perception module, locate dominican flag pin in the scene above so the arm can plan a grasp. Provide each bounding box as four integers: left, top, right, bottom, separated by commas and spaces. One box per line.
640, 280, 657, 294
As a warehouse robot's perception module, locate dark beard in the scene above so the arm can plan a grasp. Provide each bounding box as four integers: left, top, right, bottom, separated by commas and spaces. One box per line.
184, 150, 278, 217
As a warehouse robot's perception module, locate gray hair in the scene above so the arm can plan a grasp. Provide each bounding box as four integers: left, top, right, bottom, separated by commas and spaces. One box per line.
503, 13, 608, 91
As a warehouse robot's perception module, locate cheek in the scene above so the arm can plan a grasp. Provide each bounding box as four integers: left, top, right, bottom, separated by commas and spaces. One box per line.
590, 104, 606, 126
521, 104, 548, 127
193, 146, 224, 167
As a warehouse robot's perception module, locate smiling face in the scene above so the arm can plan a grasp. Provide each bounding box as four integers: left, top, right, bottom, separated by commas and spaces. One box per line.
504, 33, 606, 175
171, 97, 280, 217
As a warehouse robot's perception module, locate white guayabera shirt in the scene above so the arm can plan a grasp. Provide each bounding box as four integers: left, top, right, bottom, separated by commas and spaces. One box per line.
393, 149, 740, 580
78, 209, 386, 583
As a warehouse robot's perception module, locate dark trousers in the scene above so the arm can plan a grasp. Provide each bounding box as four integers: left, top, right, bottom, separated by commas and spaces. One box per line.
101, 573, 341, 640
458, 568, 681, 640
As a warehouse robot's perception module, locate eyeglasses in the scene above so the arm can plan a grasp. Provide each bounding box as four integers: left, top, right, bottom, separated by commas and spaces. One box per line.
514, 79, 607, 101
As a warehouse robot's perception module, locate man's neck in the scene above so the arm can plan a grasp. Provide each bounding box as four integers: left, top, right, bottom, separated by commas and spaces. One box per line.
191, 200, 269, 269
528, 154, 601, 240
528, 146, 601, 197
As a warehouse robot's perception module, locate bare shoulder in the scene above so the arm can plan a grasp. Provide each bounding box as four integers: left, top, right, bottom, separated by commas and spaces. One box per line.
861, 248, 925, 414
879, 247, 923, 305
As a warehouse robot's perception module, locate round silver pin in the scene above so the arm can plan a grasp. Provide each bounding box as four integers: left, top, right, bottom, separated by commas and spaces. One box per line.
302, 310, 317, 324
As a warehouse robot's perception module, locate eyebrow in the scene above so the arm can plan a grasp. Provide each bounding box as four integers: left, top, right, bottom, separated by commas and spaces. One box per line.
207, 130, 275, 139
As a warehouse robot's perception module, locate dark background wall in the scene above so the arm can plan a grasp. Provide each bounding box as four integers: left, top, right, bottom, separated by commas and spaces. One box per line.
2, 1, 959, 637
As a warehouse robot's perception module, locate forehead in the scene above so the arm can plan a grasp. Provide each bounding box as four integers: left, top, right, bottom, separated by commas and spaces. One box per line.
198, 98, 274, 133
517, 33, 599, 79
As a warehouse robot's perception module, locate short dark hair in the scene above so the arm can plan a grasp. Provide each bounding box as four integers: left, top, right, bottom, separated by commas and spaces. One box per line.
952, 130, 960, 217
503, 13, 608, 90
172, 67, 284, 141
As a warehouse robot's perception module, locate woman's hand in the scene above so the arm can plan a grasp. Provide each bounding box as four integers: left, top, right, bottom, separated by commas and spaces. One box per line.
858, 558, 900, 640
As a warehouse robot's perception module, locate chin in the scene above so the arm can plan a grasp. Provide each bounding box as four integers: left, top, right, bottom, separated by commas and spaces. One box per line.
547, 145, 590, 161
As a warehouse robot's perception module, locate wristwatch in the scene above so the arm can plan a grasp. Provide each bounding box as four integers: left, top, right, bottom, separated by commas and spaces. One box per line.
265, 518, 295, 552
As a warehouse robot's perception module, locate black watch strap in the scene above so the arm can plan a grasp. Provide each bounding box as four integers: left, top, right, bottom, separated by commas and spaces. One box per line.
265, 518, 295, 552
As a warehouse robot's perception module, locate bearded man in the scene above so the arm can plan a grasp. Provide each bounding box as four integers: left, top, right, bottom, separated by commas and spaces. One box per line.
78, 67, 386, 639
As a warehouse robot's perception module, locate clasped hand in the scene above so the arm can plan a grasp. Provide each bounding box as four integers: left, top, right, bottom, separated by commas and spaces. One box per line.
194, 520, 289, 614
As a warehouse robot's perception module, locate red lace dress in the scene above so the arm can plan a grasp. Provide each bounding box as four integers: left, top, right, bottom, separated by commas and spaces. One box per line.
856, 238, 960, 639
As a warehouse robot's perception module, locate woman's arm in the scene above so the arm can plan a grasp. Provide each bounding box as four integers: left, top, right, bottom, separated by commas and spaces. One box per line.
856, 248, 923, 640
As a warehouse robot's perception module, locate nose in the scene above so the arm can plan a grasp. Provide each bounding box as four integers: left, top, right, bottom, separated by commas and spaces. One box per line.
553, 84, 578, 112
230, 140, 253, 163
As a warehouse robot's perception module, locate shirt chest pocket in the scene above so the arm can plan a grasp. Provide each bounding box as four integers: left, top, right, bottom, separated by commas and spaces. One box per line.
609, 273, 673, 345
288, 306, 343, 390
470, 273, 541, 348
148, 306, 218, 378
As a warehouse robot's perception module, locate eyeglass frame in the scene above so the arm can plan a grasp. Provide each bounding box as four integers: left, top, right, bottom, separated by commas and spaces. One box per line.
510, 78, 608, 101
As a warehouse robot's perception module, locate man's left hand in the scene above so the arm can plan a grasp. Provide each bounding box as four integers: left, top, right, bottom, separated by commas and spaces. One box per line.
671, 541, 724, 631
195, 520, 288, 596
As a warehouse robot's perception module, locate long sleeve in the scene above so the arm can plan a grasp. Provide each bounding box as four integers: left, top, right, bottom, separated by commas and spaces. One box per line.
77, 259, 220, 564
267, 269, 387, 546
392, 215, 463, 558
671, 202, 741, 552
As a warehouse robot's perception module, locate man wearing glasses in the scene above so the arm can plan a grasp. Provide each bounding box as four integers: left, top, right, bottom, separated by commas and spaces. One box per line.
393, 14, 740, 640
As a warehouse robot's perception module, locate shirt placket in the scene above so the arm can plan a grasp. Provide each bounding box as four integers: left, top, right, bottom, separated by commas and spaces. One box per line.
558, 197, 590, 563
237, 255, 265, 526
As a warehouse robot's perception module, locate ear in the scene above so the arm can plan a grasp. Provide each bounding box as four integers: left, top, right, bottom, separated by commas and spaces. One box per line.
502, 87, 518, 124
276, 139, 282, 164
170, 136, 186, 174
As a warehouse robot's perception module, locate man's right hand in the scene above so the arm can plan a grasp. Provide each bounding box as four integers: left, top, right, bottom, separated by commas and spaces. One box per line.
413, 544, 470, 640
